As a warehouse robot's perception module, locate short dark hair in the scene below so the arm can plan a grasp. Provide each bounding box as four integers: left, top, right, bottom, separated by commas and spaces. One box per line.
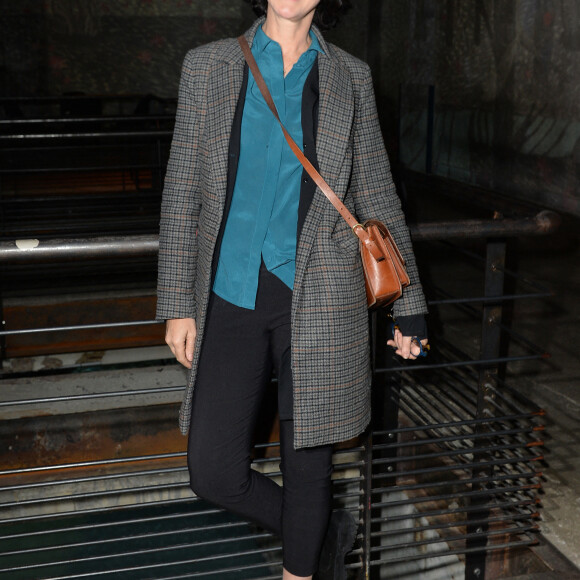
246, 0, 350, 31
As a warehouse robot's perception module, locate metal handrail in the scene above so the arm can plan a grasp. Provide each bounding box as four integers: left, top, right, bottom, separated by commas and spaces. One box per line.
0, 115, 175, 125
0, 210, 560, 264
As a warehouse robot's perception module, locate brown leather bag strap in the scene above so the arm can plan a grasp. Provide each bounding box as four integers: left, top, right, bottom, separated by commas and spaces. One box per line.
237, 35, 370, 244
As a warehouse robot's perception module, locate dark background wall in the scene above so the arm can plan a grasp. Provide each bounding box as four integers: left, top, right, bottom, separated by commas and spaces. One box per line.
382, 1, 580, 216
1, 0, 578, 216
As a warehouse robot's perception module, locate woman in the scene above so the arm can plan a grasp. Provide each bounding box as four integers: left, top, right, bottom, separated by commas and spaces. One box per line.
157, 1, 428, 578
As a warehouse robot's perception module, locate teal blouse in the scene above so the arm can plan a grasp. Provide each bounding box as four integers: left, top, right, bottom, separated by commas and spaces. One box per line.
213, 26, 322, 309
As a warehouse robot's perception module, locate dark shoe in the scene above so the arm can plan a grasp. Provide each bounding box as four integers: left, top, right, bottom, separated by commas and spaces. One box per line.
314, 509, 358, 580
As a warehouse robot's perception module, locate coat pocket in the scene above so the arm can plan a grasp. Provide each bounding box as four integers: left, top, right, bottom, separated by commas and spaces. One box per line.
331, 220, 359, 255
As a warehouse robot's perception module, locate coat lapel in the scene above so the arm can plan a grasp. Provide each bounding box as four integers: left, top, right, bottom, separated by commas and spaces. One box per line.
315, 45, 355, 197
206, 61, 242, 217
294, 31, 356, 296
205, 19, 263, 216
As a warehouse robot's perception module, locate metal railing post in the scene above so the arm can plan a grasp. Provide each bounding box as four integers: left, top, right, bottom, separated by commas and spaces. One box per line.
360, 310, 378, 578
0, 295, 5, 365
360, 430, 373, 579
156, 136, 164, 192
465, 238, 507, 580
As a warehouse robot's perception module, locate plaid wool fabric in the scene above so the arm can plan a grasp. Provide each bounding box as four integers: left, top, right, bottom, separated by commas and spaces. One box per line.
157, 18, 428, 449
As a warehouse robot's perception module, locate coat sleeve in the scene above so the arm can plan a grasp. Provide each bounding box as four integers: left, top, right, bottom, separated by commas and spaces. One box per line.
156, 50, 204, 321
349, 64, 428, 318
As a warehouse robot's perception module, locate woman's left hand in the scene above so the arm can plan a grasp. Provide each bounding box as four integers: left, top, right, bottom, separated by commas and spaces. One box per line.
387, 327, 429, 360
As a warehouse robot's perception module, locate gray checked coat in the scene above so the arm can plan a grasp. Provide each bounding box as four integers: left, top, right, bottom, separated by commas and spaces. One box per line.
157, 18, 428, 449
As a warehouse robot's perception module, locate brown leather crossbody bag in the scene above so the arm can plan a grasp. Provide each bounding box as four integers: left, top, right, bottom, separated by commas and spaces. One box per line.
238, 36, 410, 308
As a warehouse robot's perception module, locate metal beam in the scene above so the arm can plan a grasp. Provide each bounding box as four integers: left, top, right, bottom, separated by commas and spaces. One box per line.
0, 211, 561, 264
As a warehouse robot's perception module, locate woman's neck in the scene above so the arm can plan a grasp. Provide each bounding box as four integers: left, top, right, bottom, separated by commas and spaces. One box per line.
262, 11, 314, 76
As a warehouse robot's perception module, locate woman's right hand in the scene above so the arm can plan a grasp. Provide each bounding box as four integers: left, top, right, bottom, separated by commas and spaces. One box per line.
165, 318, 197, 369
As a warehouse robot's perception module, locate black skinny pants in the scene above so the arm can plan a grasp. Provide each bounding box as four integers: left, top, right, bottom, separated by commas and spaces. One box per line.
187, 265, 333, 577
